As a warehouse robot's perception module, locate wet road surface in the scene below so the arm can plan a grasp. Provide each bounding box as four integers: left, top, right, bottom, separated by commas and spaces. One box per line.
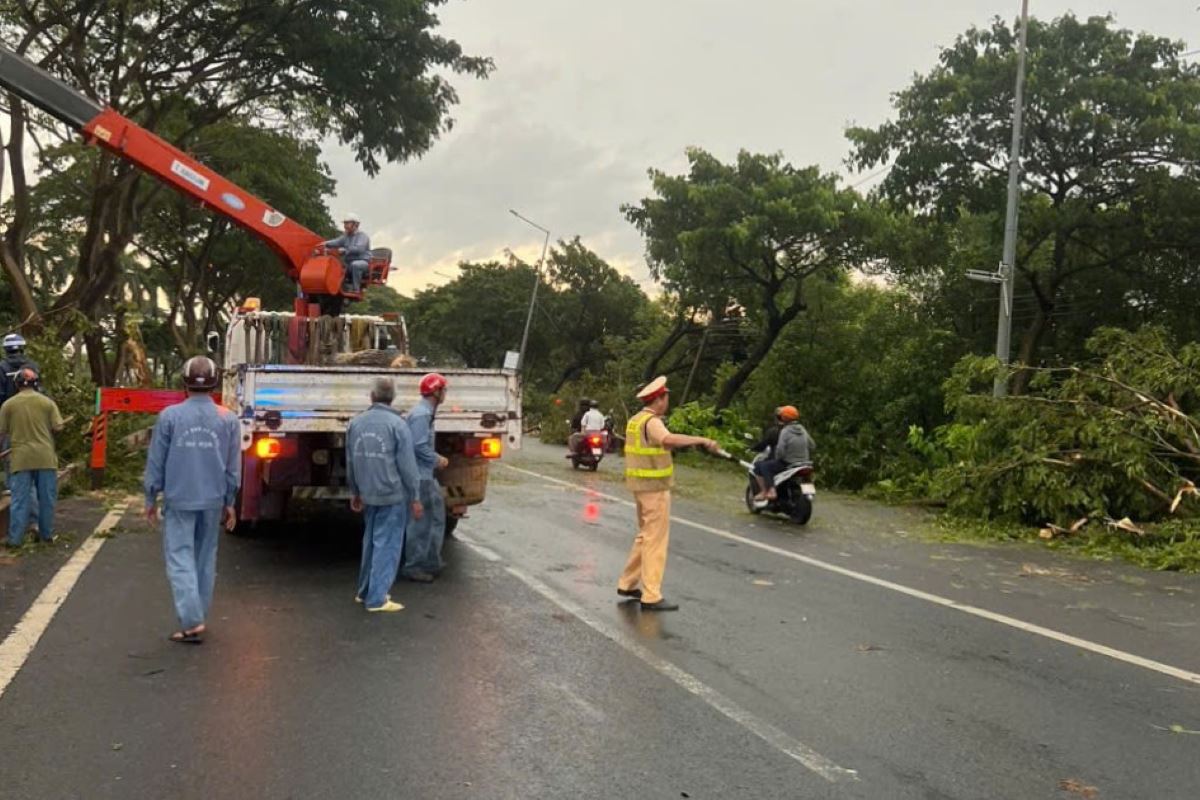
1, 442, 1198, 799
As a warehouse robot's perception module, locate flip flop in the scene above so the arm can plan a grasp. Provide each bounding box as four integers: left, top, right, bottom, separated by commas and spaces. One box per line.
169, 630, 204, 645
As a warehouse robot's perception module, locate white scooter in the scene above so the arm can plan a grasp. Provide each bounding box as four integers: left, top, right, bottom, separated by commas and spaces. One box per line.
716, 449, 816, 525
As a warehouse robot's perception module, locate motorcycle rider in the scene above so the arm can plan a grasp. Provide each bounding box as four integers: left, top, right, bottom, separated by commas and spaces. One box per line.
748, 407, 785, 458
568, 398, 594, 453
581, 400, 606, 433
752, 406, 814, 502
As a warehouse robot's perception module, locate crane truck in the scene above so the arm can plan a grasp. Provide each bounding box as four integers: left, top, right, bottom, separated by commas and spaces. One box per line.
0, 44, 521, 532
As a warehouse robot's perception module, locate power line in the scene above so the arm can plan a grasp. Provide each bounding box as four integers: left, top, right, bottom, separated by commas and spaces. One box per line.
849, 164, 892, 190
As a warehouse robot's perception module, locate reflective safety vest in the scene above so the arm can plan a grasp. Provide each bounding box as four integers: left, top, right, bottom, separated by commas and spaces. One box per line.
624, 409, 674, 492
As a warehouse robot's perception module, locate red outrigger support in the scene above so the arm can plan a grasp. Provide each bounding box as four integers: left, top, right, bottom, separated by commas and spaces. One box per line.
89, 388, 221, 489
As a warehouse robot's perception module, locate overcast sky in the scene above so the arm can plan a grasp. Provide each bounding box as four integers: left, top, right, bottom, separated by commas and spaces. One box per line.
321, 0, 1197, 296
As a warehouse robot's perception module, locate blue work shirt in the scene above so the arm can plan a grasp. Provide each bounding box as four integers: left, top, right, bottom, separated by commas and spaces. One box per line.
323, 231, 371, 260
346, 403, 420, 507
407, 397, 439, 480
143, 395, 241, 511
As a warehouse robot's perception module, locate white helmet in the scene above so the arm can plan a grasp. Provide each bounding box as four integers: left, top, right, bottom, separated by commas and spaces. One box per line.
342, 212, 361, 224
3, 333, 26, 353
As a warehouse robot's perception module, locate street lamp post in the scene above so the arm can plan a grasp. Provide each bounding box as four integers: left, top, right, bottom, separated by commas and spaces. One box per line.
994, 0, 1031, 397
509, 209, 551, 373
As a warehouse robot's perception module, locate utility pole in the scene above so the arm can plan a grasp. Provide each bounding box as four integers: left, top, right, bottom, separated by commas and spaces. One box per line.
509, 209, 551, 374
680, 325, 711, 406
966, 1, 1030, 397
993, 0, 1031, 397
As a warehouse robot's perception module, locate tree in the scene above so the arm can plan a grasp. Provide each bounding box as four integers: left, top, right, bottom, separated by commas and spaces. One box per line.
541, 237, 649, 392
624, 148, 877, 408
0, 0, 492, 380
405, 258, 552, 370
353, 284, 410, 318
741, 276, 962, 488
848, 14, 1200, 392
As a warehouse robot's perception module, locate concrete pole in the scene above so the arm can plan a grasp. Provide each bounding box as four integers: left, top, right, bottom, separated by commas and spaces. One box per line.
510, 210, 551, 374
994, 0, 1031, 398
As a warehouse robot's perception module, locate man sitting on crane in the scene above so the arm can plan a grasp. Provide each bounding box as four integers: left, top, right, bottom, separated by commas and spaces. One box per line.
323, 213, 371, 294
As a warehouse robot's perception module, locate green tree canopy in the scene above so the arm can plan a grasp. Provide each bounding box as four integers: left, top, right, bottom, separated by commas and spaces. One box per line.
0, 0, 492, 380
405, 258, 549, 370
848, 13, 1200, 390
541, 237, 650, 392
624, 148, 878, 408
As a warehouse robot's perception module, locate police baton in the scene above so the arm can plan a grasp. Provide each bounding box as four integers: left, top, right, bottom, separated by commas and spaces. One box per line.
709, 447, 755, 471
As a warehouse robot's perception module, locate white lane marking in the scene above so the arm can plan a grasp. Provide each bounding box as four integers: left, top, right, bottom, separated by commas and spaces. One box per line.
460, 539, 857, 783
0, 501, 131, 700
454, 535, 501, 562
502, 463, 1200, 688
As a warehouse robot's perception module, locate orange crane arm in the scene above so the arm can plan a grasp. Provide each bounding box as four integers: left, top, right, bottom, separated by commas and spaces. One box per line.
0, 44, 381, 308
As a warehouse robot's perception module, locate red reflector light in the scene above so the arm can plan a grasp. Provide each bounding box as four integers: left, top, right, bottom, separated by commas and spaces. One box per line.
480, 437, 502, 459
255, 438, 281, 459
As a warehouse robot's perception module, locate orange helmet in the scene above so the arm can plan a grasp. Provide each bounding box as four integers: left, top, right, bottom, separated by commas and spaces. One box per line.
777, 405, 799, 422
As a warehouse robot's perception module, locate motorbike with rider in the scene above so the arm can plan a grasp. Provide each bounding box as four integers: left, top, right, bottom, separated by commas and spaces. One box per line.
567, 399, 609, 470
745, 405, 816, 524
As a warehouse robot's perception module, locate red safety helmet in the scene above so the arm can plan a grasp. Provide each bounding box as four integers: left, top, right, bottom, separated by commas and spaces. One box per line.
419, 372, 448, 396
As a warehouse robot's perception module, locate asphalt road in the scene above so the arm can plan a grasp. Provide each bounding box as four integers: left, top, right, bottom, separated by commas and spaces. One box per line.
1, 441, 1198, 799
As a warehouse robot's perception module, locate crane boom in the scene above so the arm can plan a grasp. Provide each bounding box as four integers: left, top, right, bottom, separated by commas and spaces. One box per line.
0, 44, 385, 312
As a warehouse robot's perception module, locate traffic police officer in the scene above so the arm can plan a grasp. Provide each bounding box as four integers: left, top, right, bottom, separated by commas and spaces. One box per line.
617, 376, 718, 611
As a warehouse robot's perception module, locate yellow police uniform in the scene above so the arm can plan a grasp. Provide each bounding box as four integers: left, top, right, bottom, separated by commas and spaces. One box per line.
618, 377, 675, 605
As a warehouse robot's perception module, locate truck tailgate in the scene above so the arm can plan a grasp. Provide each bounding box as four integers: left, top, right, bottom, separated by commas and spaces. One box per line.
234, 366, 520, 440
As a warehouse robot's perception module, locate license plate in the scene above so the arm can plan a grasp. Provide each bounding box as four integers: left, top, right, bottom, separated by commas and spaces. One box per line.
591, 448, 602, 456
801, 483, 816, 495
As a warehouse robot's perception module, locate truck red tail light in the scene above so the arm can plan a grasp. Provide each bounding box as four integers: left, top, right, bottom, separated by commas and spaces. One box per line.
255, 438, 282, 459
461, 436, 502, 458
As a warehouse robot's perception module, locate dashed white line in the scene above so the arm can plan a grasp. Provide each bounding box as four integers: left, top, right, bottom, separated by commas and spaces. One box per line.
0, 501, 131, 700
502, 463, 1200, 688
453, 534, 500, 562
459, 538, 857, 784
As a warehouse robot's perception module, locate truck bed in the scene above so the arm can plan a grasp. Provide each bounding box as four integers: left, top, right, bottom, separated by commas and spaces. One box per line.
229, 365, 521, 443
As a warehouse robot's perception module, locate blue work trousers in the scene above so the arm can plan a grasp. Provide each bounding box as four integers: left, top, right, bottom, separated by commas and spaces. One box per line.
402, 479, 445, 577
345, 259, 368, 293
163, 507, 222, 630
357, 503, 408, 608
7, 468, 57, 546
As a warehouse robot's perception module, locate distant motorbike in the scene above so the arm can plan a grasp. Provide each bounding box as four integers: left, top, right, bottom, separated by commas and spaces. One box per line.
568, 430, 608, 471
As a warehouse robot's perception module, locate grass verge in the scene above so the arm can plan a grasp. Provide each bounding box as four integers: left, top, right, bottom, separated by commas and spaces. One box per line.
927, 514, 1200, 572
